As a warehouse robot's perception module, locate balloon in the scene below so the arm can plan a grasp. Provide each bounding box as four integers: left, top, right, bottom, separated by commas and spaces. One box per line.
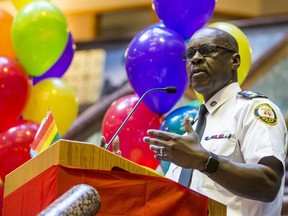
208, 22, 252, 85
12, 1, 68, 77
186, 100, 201, 109
102, 94, 162, 169
0, 57, 32, 132
125, 24, 188, 114
12, 0, 50, 10
160, 105, 198, 135
22, 78, 78, 135
0, 119, 39, 181
160, 160, 171, 174
153, 0, 216, 39
0, 9, 16, 58
195, 92, 204, 103
158, 104, 199, 174
33, 32, 76, 84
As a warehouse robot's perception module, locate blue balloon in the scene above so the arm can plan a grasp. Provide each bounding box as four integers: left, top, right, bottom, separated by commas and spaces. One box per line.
186, 100, 201, 109
125, 24, 188, 114
160, 105, 198, 135
153, 0, 216, 39
160, 160, 171, 174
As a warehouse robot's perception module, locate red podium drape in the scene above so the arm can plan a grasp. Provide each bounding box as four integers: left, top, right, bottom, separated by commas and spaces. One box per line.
3, 165, 208, 215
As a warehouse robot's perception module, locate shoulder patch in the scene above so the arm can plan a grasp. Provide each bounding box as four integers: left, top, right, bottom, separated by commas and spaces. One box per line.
238, 91, 268, 99
254, 103, 277, 126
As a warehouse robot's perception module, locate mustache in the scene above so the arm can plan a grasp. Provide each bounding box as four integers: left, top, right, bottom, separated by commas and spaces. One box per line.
189, 67, 209, 75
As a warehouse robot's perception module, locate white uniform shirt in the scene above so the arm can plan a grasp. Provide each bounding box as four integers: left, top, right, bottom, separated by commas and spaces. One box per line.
166, 83, 287, 216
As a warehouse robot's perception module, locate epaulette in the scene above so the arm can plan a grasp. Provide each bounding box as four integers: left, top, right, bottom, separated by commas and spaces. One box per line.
238, 90, 268, 99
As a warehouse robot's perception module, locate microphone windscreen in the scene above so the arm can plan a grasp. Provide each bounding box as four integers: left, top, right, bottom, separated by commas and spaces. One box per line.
164, 86, 177, 94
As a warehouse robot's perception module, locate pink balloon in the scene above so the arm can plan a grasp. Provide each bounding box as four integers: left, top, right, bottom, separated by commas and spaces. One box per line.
102, 94, 163, 169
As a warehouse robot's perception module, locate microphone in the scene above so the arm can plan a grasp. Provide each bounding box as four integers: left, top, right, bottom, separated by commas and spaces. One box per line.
104, 86, 177, 150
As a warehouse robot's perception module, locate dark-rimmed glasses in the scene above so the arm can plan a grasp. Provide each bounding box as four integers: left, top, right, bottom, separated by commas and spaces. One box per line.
184, 45, 236, 61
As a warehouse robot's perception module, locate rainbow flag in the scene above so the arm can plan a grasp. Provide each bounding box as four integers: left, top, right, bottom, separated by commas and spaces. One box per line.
30, 111, 61, 158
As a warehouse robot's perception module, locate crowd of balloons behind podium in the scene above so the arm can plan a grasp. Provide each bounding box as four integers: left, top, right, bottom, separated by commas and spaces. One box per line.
0, 1, 78, 184
102, 0, 251, 171
0, 0, 252, 184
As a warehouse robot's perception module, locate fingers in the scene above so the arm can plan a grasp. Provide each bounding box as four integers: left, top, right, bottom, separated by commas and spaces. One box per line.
143, 136, 166, 147
149, 144, 168, 160
112, 136, 122, 156
100, 136, 106, 148
149, 144, 165, 153
146, 129, 175, 141
183, 116, 193, 134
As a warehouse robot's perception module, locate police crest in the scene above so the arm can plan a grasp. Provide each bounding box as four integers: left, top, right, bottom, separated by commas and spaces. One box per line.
254, 103, 277, 125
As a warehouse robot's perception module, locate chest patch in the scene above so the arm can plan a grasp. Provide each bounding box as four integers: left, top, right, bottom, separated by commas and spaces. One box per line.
254, 103, 277, 125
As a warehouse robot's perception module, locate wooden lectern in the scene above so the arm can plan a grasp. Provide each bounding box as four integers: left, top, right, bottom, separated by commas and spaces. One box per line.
3, 139, 226, 215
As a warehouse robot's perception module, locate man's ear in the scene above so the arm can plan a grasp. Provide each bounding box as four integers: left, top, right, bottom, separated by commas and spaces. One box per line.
231, 53, 241, 70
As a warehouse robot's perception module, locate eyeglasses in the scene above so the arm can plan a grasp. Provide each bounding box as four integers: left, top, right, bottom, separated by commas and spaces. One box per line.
184, 45, 236, 61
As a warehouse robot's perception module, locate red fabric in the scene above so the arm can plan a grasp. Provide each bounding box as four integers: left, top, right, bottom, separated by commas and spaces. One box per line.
3, 165, 208, 216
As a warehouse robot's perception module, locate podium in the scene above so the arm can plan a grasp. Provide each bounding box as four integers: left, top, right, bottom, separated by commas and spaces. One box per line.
3, 139, 226, 215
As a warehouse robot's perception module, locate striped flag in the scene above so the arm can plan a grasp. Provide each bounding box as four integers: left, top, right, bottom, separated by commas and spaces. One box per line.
30, 111, 61, 157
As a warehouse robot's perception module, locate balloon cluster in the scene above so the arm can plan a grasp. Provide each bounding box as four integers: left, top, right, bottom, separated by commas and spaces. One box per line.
0, 1, 78, 184
103, 1, 217, 170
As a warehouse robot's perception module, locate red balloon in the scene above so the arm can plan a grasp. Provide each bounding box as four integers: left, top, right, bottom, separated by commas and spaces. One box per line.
0, 57, 32, 131
102, 94, 162, 169
0, 119, 39, 181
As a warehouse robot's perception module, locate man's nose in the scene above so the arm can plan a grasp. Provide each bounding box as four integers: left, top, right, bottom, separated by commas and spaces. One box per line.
191, 51, 205, 65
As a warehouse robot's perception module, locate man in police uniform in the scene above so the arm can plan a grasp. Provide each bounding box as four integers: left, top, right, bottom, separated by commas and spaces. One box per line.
144, 27, 288, 215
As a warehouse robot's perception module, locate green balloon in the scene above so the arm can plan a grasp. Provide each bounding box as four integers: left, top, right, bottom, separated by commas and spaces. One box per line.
12, 1, 68, 77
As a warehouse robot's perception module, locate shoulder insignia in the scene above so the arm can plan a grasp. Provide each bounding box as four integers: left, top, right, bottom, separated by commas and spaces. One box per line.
238, 91, 268, 99
254, 103, 277, 126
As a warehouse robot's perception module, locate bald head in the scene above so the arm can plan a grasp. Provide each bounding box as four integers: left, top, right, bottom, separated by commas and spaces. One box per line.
185, 27, 241, 101
188, 27, 239, 53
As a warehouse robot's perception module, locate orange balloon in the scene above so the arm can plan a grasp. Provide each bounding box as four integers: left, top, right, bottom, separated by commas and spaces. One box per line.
0, 9, 16, 58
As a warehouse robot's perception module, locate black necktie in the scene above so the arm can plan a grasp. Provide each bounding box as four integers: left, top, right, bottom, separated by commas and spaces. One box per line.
178, 104, 208, 187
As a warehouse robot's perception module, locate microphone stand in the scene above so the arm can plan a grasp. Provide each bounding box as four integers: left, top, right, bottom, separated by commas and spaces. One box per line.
104, 87, 176, 150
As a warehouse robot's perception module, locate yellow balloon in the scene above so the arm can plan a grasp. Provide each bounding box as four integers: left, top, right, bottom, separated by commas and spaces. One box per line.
208, 22, 252, 85
195, 92, 204, 103
12, 0, 50, 11
22, 78, 78, 135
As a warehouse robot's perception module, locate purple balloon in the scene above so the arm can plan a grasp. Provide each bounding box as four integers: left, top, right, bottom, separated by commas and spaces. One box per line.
33, 32, 75, 84
153, 0, 216, 39
125, 24, 188, 114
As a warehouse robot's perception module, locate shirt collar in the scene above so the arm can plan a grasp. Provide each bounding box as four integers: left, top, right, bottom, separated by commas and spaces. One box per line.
204, 82, 241, 114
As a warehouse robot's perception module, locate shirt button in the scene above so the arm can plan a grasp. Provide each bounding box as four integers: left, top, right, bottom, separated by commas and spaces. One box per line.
210, 101, 217, 106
